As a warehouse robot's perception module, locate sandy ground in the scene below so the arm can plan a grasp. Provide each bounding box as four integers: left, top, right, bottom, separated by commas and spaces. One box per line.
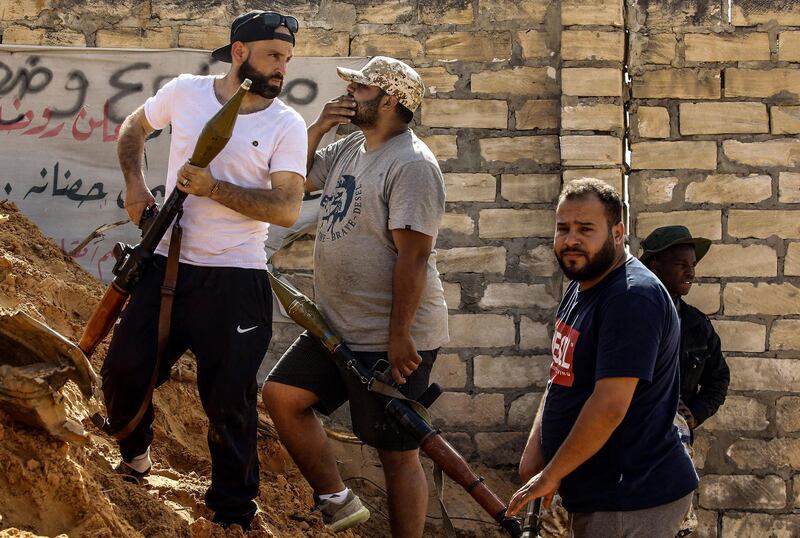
0, 202, 519, 538
0, 202, 362, 538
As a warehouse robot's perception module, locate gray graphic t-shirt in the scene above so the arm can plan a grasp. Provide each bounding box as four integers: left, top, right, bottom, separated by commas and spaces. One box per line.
307, 130, 449, 351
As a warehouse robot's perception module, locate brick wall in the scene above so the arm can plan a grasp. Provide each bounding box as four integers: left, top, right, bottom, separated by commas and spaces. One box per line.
3, 1, 799, 535
628, 1, 800, 535
271, 0, 566, 471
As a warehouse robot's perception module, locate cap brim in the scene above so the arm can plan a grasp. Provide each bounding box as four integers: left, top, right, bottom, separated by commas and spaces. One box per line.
692, 237, 712, 262
336, 66, 371, 86
640, 237, 712, 264
211, 44, 232, 63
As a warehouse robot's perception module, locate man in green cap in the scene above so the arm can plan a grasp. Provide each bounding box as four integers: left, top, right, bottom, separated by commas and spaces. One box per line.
640, 225, 730, 537
640, 225, 730, 432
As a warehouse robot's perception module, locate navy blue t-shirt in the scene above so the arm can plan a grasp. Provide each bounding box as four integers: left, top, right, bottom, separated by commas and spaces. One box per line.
541, 257, 698, 513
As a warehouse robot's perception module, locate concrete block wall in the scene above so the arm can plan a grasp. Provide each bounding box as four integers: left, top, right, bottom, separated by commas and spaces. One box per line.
3, 1, 800, 535
559, 0, 625, 192
628, 1, 800, 535
264, 0, 566, 471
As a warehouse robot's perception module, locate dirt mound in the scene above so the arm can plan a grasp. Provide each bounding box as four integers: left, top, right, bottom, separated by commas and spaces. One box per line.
0, 202, 359, 538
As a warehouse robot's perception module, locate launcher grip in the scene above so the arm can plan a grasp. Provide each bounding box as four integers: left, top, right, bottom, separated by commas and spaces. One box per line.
137, 203, 159, 236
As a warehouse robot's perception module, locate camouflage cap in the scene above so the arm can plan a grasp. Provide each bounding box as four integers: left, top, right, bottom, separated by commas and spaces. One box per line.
336, 56, 424, 112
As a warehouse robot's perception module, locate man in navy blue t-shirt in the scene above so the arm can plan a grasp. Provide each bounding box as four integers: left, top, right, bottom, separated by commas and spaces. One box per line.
508, 179, 698, 537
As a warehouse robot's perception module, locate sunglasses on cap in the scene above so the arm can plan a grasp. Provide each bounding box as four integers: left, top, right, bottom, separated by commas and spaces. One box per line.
237, 11, 299, 36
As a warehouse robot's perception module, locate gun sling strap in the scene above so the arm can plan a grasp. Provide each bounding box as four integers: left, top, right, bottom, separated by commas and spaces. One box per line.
111, 211, 183, 441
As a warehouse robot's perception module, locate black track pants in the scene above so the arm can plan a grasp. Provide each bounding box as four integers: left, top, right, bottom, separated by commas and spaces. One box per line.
100, 254, 272, 523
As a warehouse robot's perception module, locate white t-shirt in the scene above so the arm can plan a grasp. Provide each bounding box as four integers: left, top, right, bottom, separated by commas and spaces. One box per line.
144, 74, 307, 269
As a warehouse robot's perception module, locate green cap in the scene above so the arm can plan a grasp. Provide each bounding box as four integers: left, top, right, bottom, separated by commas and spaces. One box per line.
639, 225, 712, 264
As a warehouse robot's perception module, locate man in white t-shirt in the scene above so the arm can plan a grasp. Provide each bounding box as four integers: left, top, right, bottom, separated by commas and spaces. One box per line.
100, 10, 306, 531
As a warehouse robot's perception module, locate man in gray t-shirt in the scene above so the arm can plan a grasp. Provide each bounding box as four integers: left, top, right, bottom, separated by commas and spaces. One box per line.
264, 57, 448, 536
310, 128, 448, 351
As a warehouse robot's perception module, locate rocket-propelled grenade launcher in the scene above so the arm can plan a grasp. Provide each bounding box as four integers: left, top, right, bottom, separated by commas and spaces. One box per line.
268, 272, 523, 537
79, 79, 252, 438
79, 78, 252, 357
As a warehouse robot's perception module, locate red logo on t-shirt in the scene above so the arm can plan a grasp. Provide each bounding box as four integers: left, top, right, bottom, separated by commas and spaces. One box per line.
551, 319, 580, 386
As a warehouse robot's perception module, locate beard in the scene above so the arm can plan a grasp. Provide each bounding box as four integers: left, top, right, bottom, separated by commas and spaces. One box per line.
351, 92, 383, 127
238, 59, 283, 99
556, 233, 617, 281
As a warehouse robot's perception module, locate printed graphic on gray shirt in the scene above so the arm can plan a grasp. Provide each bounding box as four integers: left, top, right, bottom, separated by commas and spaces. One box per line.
319, 174, 362, 242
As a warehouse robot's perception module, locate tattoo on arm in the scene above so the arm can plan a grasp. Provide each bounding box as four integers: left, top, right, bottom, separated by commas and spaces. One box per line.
117, 106, 153, 189
209, 171, 304, 226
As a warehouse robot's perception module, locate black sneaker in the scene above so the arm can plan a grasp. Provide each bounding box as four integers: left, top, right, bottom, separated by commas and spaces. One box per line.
114, 460, 150, 485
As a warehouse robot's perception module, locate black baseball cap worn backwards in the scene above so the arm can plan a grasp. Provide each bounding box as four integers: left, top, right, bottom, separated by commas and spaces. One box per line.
212, 10, 298, 63
639, 225, 712, 265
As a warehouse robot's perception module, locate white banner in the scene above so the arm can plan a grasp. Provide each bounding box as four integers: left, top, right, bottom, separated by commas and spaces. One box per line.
0, 45, 365, 280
